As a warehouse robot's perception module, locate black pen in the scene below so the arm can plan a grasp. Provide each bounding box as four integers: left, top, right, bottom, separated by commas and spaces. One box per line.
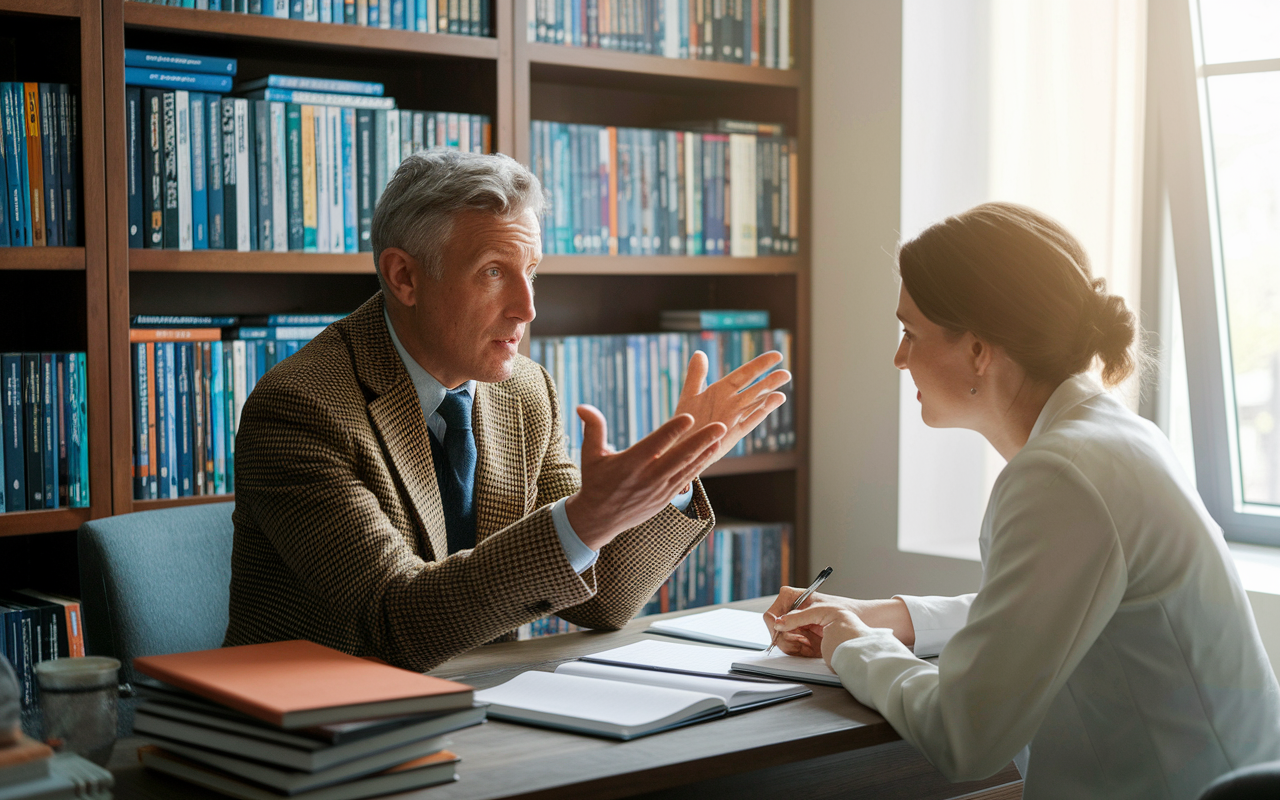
765, 566, 834, 655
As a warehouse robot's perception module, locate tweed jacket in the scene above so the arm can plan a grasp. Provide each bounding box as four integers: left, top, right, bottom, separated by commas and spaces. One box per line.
223, 293, 715, 671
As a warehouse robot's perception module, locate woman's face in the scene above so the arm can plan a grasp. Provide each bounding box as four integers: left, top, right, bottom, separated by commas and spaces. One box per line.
894, 285, 980, 428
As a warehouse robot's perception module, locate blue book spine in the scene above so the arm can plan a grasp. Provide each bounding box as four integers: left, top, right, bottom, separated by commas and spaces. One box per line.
205, 94, 224, 250
163, 342, 178, 499
254, 341, 267, 385
76, 353, 88, 507
190, 91, 208, 249
124, 68, 234, 94
223, 342, 235, 493
176, 343, 192, 496
125, 87, 143, 248
38, 85, 61, 248
40, 354, 57, 508
0, 96, 8, 246
210, 341, 225, 494
1, 354, 22, 511
132, 343, 148, 500
238, 75, 384, 96
319, 0, 332, 22
341, 106, 357, 253
3, 85, 29, 246
253, 100, 272, 250
57, 354, 70, 508
244, 339, 257, 395
153, 343, 169, 499
391, 0, 404, 28
58, 86, 78, 247
242, 88, 396, 110
291, 0, 304, 18
63, 353, 77, 507
124, 49, 238, 76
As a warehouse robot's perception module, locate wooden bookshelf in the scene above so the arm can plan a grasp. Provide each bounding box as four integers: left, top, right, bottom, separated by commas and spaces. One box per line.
4, 0, 811, 594
0, 0, 112, 554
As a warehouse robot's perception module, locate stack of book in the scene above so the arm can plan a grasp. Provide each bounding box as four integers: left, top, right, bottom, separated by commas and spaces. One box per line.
1, 353, 90, 513
0, 737, 113, 800
125, 49, 492, 253
528, 317, 793, 461
128, 313, 345, 500
131, 0, 492, 36
0, 591, 85, 721
531, 119, 799, 256
132, 640, 480, 800
529, 0, 793, 68
0, 82, 80, 248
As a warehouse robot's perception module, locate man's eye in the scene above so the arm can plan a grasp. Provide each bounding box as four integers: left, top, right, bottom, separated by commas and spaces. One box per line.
486, 267, 501, 277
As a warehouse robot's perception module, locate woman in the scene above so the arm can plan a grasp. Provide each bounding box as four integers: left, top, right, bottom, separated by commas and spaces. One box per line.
767, 203, 1280, 799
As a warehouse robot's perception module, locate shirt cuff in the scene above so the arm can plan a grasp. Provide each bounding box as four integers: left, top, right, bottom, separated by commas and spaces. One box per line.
551, 497, 600, 574
671, 484, 694, 515
895, 593, 976, 658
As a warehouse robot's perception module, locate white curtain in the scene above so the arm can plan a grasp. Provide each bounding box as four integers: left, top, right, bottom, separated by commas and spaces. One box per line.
899, 0, 1147, 560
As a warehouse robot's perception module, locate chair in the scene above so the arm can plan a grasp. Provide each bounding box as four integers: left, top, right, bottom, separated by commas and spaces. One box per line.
1198, 761, 1280, 800
77, 502, 235, 684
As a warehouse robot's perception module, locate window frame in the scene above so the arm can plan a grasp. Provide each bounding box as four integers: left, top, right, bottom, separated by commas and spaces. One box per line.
1149, 0, 1280, 545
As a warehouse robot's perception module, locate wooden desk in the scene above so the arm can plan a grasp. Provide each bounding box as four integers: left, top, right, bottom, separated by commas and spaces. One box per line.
109, 599, 1021, 799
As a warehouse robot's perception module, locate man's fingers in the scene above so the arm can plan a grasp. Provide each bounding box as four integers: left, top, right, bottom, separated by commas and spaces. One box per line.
653, 421, 726, 478
679, 351, 710, 401
719, 351, 785, 392
667, 435, 725, 494
739, 369, 791, 402
728, 393, 786, 440
577, 405, 609, 459
628, 412, 697, 462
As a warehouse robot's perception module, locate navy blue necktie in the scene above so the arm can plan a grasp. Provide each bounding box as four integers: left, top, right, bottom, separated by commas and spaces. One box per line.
434, 389, 477, 553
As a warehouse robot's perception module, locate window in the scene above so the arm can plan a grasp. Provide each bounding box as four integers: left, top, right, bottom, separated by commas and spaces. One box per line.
1153, 0, 1280, 543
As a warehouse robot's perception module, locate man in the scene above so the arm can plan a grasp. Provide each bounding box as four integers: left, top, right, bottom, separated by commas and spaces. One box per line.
224, 152, 789, 671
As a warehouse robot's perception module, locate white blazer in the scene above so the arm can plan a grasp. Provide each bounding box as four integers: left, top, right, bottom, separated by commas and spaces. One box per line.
831, 374, 1280, 799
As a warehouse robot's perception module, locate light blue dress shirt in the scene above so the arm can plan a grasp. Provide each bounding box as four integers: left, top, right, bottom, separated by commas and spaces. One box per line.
383, 310, 694, 574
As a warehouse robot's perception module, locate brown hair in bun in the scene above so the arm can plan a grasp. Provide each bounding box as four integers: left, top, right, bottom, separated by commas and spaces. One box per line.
898, 202, 1138, 388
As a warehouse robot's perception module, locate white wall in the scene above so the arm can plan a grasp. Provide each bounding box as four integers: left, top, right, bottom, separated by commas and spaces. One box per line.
810, 0, 982, 600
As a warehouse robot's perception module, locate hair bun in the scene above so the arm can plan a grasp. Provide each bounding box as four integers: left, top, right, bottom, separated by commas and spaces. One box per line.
1085, 278, 1136, 386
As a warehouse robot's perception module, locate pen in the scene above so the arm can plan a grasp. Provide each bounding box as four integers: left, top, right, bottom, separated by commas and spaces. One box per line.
765, 566, 834, 655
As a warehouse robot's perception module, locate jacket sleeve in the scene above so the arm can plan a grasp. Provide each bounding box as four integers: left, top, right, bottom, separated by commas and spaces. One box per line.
234, 380, 598, 673
528, 364, 717, 631
897, 594, 977, 658
829, 451, 1127, 781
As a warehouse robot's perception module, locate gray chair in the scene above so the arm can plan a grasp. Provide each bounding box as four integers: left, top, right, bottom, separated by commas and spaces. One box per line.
76, 502, 235, 688
1198, 761, 1280, 800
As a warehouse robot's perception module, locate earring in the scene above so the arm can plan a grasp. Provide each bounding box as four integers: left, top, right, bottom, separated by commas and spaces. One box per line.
970, 387, 977, 395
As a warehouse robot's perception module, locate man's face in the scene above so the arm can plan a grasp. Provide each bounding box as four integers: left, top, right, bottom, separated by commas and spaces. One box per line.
409, 208, 541, 388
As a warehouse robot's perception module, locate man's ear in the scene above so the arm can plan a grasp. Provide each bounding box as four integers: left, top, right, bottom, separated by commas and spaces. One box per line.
379, 247, 419, 308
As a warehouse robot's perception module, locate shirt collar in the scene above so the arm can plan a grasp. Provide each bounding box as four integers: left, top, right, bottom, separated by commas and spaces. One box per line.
1027, 372, 1106, 442
383, 308, 474, 420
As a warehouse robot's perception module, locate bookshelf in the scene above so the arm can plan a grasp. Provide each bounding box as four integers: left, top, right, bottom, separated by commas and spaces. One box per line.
1, 0, 811, 601
0, 0, 111, 573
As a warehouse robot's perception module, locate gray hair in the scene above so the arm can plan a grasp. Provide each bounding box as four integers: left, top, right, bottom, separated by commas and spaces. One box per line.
372, 151, 546, 285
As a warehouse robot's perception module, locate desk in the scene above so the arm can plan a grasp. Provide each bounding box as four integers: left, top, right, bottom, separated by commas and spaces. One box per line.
109, 598, 1021, 799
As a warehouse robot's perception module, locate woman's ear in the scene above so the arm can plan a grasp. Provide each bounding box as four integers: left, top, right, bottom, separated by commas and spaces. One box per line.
970, 336, 993, 378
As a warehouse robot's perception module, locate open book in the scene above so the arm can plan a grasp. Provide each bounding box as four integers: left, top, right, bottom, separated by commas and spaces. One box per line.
475, 661, 809, 740
581, 639, 843, 687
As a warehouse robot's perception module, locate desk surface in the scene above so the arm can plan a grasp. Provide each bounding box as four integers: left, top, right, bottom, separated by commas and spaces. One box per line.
110, 599, 1019, 800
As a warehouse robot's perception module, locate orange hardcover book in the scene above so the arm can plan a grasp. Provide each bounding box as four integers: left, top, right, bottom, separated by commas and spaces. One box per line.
132, 640, 474, 729
128, 328, 223, 343
15, 589, 85, 658
23, 83, 44, 247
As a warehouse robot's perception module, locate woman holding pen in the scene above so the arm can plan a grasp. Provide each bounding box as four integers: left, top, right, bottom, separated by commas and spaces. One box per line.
766, 203, 1280, 799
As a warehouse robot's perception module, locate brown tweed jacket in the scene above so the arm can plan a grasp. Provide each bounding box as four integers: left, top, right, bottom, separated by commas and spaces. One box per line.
223, 293, 715, 671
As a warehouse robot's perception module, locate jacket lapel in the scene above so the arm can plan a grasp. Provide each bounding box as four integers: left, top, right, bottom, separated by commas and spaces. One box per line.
473, 380, 528, 544
344, 294, 450, 562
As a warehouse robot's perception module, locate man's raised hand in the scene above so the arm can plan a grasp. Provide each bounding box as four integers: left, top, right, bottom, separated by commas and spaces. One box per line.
564, 405, 726, 551
674, 350, 790, 464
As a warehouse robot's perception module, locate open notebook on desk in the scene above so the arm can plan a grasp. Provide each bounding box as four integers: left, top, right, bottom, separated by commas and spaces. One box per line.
581, 639, 843, 687
647, 608, 773, 650
474, 646, 811, 740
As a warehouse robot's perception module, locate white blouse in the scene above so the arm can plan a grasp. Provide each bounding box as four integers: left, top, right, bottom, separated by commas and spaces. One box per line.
831, 375, 1280, 799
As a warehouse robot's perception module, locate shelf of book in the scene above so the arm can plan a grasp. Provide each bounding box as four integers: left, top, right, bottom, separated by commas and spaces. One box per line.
0, 507, 93, 539
119, 2, 502, 61
127, 250, 375, 274
0, 248, 87, 271
538, 255, 800, 276
526, 42, 801, 89
0, 0, 81, 18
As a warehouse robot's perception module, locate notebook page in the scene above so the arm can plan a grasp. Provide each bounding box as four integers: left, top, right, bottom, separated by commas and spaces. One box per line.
730, 652, 842, 686
580, 639, 748, 676
554, 661, 809, 710
648, 608, 773, 649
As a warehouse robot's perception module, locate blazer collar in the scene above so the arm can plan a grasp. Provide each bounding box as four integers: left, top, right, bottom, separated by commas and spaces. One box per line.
342, 293, 529, 557
1028, 373, 1107, 442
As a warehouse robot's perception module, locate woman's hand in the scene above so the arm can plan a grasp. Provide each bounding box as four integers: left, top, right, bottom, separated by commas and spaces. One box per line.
771, 601, 877, 666
763, 589, 916, 661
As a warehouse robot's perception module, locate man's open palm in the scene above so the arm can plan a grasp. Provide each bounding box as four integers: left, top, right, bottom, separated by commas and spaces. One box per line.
674, 350, 790, 464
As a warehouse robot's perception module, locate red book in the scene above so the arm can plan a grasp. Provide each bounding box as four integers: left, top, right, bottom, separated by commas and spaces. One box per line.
133, 640, 473, 729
